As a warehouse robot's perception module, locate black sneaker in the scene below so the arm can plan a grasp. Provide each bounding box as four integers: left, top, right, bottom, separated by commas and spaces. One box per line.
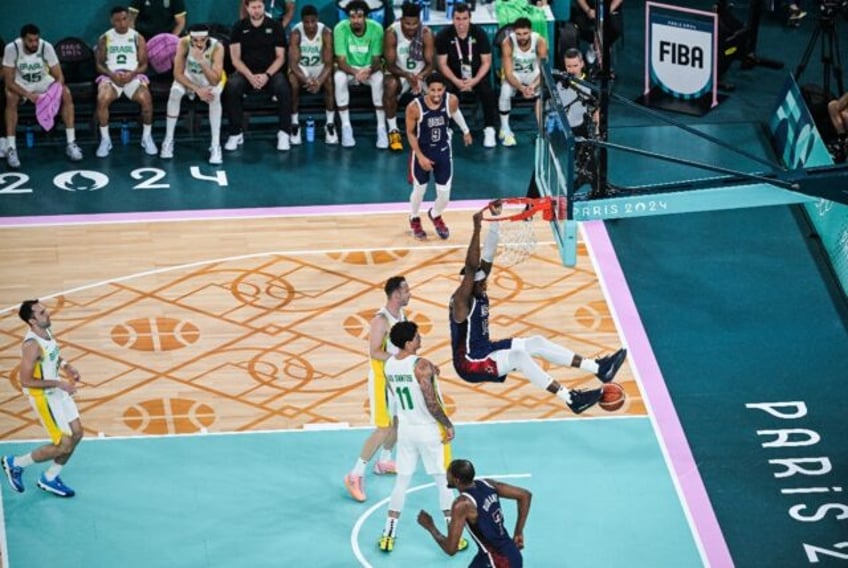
596, 348, 627, 383
567, 388, 602, 414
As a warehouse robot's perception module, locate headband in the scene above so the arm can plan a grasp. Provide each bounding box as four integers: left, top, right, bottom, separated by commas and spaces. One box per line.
189, 31, 209, 39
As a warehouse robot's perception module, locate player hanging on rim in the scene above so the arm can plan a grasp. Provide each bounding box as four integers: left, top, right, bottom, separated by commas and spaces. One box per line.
406, 71, 472, 241
449, 203, 627, 414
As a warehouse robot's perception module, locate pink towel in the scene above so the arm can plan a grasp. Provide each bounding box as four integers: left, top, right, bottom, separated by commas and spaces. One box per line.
147, 33, 180, 73
36, 82, 63, 131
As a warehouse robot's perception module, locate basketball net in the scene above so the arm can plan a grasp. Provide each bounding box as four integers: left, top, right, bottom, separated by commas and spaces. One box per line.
497, 220, 538, 267
482, 197, 560, 267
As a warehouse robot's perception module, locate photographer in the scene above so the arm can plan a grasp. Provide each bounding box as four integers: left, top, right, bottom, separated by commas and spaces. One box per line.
527, 48, 597, 197
828, 91, 848, 162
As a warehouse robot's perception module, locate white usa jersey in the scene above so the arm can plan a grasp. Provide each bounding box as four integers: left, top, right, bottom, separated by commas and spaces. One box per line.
102, 28, 140, 71
385, 355, 442, 427
390, 21, 424, 75
293, 21, 326, 72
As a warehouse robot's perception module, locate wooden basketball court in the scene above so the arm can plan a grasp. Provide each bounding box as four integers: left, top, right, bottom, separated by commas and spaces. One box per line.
0, 205, 637, 441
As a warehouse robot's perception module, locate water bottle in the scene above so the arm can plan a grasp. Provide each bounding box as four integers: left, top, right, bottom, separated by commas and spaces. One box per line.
422, 0, 430, 22
446, 0, 454, 19
121, 119, 130, 145
25, 124, 35, 148
305, 117, 315, 143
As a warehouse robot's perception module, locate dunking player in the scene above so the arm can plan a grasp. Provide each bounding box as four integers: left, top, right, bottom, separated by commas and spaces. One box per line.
449, 204, 627, 414
418, 458, 531, 566
344, 276, 408, 502
405, 72, 472, 241
160, 24, 225, 164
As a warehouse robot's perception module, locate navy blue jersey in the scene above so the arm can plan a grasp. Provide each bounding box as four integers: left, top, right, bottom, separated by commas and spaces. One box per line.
450, 295, 512, 383
410, 93, 454, 186
463, 479, 523, 568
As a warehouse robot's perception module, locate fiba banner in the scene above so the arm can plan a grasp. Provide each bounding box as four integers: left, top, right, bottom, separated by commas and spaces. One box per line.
638, 2, 719, 116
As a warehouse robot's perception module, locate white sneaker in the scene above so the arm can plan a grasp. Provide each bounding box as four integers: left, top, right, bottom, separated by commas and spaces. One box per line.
483, 127, 496, 148
160, 139, 174, 159
209, 145, 223, 165
65, 141, 84, 162
290, 124, 302, 145
376, 127, 389, 149
277, 130, 290, 151
501, 131, 517, 147
341, 125, 355, 148
224, 134, 243, 151
325, 123, 339, 145
6, 148, 21, 168
141, 136, 158, 156
96, 137, 113, 158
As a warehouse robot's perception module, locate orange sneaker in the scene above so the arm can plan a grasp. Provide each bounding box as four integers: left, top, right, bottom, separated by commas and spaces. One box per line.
344, 473, 366, 502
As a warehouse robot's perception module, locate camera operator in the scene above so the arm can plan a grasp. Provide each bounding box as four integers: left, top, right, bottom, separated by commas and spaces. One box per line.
828, 91, 848, 162
527, 48, 598, 197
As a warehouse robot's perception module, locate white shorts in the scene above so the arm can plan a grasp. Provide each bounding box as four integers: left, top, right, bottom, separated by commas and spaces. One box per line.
14, 77, 55, 97
395, 423, 447, 476
28, 388, 79, 445
170, 81, 223, 100
100, 76, 147, 99
298, 64, 325, 80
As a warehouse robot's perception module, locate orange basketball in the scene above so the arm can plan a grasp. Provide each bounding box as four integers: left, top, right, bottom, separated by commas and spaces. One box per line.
599, 382, 625, 412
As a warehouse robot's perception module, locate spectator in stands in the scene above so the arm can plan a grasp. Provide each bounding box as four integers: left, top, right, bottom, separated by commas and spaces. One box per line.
333, 0, 386, 149
498, 17, 547, 147
2, 23, 83, 168
95, 6, 158, 158
128, 0, 187, 40
827, 91, 848, 163
435, 3, 498, 148
223, 0, 292, 152
287, 4, 338, 145
160, 24, 225, 165
382, 2, 434, 152
239, 0, 296, 30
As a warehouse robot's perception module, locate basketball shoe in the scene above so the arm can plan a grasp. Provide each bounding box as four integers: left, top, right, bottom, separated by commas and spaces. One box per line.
325, 124, 339, 145
567, 387, 602, 414
6, 148, 21, 168
388, 129, 403, 151
141, 135, 158, 156
378, 535, 395, 552
428, 209, 450, 239
2, 456, 24, 493
344, 473, 366, 502
373, 460, 397, 475
159, 139, 174, 159
290, 124, 302, 145
37, 474, 75, 497
96, 137, 112, 158
376, 127, 389, 149
410, 217, 427, 240
341, 125, 356, 147
596, 348, 627, 383
209, 145, 223, 165
66, 142, 84, 162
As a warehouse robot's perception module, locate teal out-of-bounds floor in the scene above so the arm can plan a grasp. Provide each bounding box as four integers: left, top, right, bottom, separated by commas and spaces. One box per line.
0, 418, 700, 567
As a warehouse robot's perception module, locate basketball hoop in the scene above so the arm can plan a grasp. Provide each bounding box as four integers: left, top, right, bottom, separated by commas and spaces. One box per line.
481, 197, 567, 267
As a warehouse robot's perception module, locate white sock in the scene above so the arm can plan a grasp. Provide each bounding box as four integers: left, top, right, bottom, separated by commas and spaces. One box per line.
556, 387, 572, 404
65, 128, 76, 144
387, 117, 398, 131
100, 126, 110, 140
410, 183, 426, 217
164, 116, 177, 142
340, 110, 351, 127
326, 110, 336, 124
376, 109, 386, 127
209, 97, 222, 147
382, 516, 398, 538
6, 135, 16, 149
500, 114, 510, 131
352, 458, 367, 477
292, 113, 299, 125
379, 448, 392, 462
14, 453, 34, 468
142, 124, 152, 139
44, 462, 63, 481
580, 358, 600, 373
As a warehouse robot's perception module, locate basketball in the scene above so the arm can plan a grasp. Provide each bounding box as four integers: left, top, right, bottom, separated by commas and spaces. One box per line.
599, 382, 625, 412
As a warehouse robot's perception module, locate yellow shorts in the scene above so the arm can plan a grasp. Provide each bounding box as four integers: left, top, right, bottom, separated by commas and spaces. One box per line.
28, 388, 79, 445
368, 358, 395, 428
